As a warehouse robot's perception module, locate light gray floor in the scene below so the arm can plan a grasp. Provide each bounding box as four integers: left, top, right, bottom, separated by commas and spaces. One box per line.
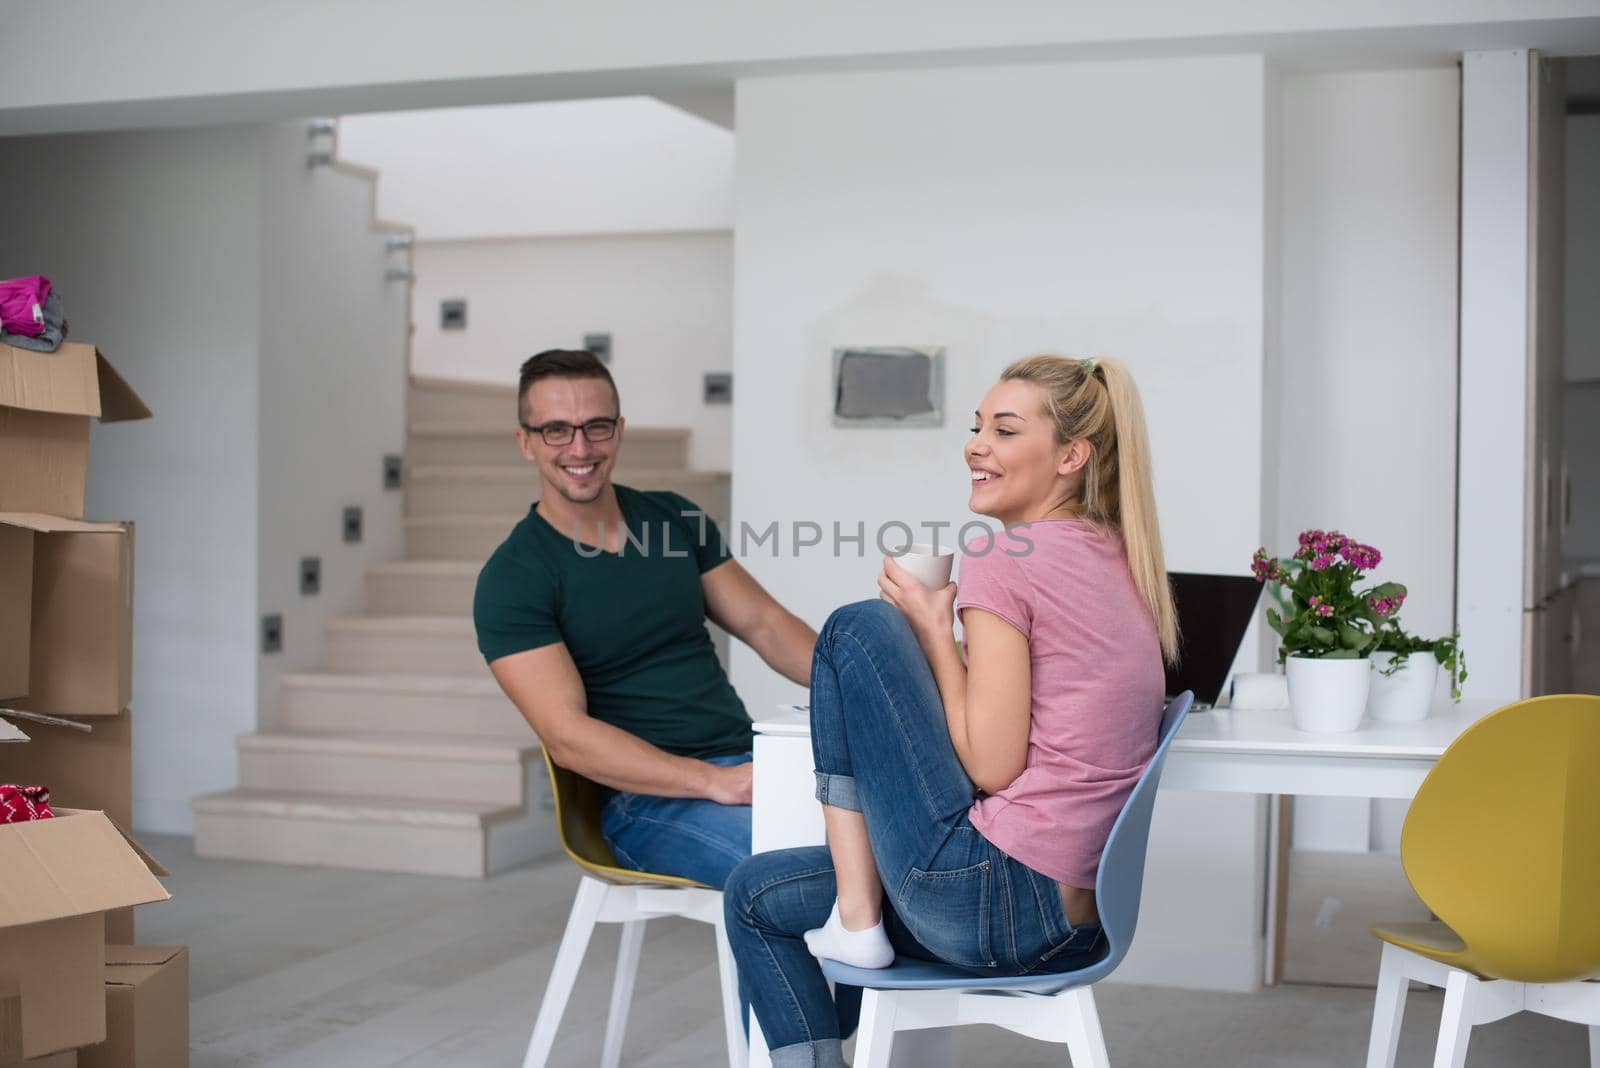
136, 835, 1589, 1067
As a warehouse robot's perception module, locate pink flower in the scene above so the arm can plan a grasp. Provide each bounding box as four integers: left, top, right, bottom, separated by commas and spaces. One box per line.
1294, 529, 1325, 561
1341, 541, 1382, 571
1308, 595, 1334, 617
1368, 593, 1405, 617
1250, 547, 1280, 583
1309, 553, 1335, 571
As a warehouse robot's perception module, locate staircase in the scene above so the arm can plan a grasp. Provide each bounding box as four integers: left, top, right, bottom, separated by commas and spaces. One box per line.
193, 376, 731, 877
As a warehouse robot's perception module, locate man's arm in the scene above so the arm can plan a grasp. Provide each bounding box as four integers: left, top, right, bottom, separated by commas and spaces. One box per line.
488, 642, 751, 804
701, 559, 816, 686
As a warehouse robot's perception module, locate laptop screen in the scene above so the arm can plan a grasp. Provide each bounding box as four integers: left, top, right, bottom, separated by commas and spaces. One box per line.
1162, 572, 1263, 708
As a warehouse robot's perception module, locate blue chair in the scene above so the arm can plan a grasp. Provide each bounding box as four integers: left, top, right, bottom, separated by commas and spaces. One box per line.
821, 691, 1194, 1068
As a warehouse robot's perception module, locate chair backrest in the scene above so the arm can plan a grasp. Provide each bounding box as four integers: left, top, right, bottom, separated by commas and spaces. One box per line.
1092, 691, 1193, 973
1400, 693, 1600, 983
541, 750, 704, 888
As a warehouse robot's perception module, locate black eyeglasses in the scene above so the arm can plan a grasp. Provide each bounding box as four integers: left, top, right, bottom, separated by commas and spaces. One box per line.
520, 417, 619, 446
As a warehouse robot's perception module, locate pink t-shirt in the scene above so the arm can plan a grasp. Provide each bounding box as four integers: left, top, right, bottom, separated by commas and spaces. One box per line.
957, 521, 1164, 889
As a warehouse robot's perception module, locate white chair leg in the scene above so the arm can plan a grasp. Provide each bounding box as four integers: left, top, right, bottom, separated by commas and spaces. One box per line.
711, 912, 749, 1068
1365, 944, 1412, 1068
524, 876, 608, 1068
852, 988, 899, 1068
1061, 986, 1111, 1068
600, 919, 647, 1068
1432, 970, 1476, 1068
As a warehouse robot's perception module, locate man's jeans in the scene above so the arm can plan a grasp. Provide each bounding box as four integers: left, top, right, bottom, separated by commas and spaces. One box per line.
600, 752, 753, 890
723, 600, 1104, 1068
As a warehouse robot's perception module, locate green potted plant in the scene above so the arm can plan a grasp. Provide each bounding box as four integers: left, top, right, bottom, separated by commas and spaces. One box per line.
1251, 530, 1405, 732
1369, 623, 1468, 722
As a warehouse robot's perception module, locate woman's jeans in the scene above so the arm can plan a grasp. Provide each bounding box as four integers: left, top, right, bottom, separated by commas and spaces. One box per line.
723, 600, 1104, 1068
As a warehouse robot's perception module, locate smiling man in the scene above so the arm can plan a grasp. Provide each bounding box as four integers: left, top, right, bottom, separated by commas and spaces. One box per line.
472, 349, 816, 887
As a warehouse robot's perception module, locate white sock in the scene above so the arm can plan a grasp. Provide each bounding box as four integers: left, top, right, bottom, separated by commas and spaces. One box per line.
803, 902, 895, 969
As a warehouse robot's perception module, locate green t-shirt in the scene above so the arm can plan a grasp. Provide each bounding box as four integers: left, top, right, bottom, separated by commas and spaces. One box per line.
473, 486, 752, 759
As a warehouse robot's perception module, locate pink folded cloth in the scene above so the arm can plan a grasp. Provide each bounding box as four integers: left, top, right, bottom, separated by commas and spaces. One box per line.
0, 275, 51, 337
0, 784, 55, 823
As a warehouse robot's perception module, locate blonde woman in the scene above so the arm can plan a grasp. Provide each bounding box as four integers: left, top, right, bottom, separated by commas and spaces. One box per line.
723, 356, 1179, 1068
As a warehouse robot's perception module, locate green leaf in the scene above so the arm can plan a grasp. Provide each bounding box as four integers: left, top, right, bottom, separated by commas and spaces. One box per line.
1308, 625, 1337, 645
1322, 648, 1362, 659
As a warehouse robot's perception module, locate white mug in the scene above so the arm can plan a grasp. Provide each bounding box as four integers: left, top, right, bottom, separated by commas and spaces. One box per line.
892, 542, 955, 588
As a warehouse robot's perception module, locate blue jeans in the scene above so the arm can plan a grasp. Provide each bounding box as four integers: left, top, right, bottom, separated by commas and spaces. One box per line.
724, 600, 1104, 1068
600, 752, 753, 890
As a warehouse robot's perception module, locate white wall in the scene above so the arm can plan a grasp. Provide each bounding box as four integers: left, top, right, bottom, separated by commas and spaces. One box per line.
0, 121, 409, 834
337, 98, 735, 240
1275, 68, 1461, 852
256, 123, 410, 731
731, 54, 1272, 991
731, 56, 1271, 704
0, 125, 265, 834
411, 233, 733, 470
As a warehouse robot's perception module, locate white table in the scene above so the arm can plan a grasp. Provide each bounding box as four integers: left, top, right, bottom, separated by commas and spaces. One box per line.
746, 697, 1506, 1066
1157, 698, 1502, 799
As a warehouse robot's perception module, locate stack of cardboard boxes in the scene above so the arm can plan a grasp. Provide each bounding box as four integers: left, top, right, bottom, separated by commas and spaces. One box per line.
0, 341, 189, 1067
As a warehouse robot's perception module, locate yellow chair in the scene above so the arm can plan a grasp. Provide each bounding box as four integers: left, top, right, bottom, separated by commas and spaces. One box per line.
1364, 694, 1600, 1068
522, 752, 746, 1068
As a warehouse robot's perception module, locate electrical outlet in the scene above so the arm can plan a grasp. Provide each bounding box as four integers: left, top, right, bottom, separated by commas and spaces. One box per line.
300, 556, 321, 596
343, 505, 364, 544
261, 613, 283, 654
584, 333, 612, 363
383, 454, 403, 491
441, 299, 467, 330
704, 372, 732, 405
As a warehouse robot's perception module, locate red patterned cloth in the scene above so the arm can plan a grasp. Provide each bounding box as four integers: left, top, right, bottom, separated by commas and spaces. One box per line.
0, 785, 54, 823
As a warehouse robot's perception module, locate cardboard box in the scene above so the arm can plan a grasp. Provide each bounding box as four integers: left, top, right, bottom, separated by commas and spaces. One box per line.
0, 713, 134, 942
0, 342, 150, 519
75, 947, 187, 1068
0, 517, 132, 718
0, 811, 169, 1061
0, 713, 129, 828
0, 524, 32, 700
1, 1051, 76, 1067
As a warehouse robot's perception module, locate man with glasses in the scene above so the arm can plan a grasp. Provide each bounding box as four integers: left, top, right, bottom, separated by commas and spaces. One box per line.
473, 349, 816, 889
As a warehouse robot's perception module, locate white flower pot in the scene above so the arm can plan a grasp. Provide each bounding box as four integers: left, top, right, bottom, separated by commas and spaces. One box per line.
1285, 655, 1371, 733
1367, 651, 1439, 723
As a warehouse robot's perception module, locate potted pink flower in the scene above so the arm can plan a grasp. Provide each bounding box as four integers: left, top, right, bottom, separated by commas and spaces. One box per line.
1250, 530, 1406, 732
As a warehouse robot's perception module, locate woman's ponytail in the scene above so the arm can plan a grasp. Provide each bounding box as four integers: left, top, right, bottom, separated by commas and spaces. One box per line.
1001, 355, 1178, 664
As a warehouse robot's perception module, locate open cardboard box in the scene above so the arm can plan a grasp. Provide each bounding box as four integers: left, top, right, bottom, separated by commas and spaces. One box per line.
0, 712, 135, 942
0, 342, 150, 520
0, 810, 169, 1061
0, 713, 129, 833
0, 516, 132, 715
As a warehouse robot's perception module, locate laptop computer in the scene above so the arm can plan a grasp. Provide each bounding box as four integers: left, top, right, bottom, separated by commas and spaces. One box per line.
1163, 572, 1263, 711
